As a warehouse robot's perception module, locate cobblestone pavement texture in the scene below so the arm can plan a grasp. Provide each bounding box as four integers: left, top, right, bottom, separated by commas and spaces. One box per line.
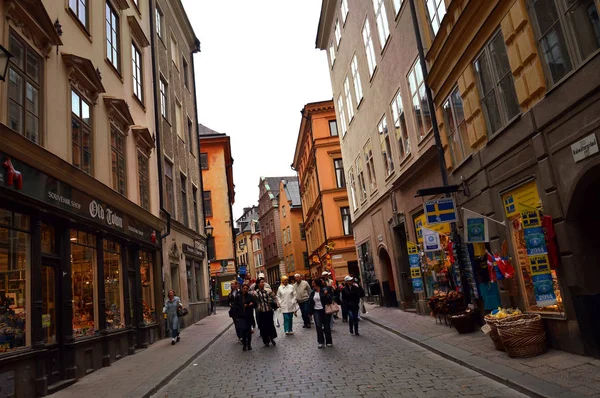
154, 313, 527, 398
360, 304, 600, 397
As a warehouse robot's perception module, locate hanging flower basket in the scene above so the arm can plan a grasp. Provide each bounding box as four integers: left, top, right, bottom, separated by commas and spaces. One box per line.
496, 314, 546, 358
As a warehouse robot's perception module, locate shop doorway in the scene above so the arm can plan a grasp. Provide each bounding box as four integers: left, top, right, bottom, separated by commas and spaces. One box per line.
378, 248, 398, 307
42, 257, 65, 387
566, 166, 600, 358
393, 223, 415, 309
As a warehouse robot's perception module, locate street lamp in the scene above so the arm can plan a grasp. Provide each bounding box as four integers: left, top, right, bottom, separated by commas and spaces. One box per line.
0, 45, 13, 81
205, 220, 213, 237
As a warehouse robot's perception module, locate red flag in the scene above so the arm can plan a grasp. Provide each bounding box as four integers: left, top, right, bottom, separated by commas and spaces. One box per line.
487, 252, 497, 283
494, 253, 515, 279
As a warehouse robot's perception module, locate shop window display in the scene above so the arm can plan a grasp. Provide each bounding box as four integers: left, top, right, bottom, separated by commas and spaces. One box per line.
140, 251, 155, 324
41, 265, 56, 344
413, 213, 452, 298
0, 209, 30, 353
103, 240, 124, 330
71, 229, 97, 338
502, 181, 564, 315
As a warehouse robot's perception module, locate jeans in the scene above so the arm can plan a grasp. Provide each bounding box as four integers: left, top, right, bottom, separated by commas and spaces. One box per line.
283, 312, 294, 332
298, 300, 311, 327
348, 306, 359, 333
341, 302, 348, 321
313, 309, 332, 345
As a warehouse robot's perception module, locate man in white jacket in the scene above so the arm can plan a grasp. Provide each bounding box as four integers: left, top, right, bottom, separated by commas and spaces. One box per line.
276, 276, 297, 335
294, 273, 311, 328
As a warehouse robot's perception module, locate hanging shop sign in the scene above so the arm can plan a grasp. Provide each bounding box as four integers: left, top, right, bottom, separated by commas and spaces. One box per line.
0, 152, 157, 245
571, 133, 598, 163
463, 208, 489, 243
407, 241, 423, 293
182, 243, 205, 259
422, 228, 441, 252
424, 197, 457, 226
521, 210, 556, 307
502, 181, 540, 218
414, 213, 450, 244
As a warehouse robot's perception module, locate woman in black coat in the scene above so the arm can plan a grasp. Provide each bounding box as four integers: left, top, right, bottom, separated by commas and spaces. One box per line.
308, 278, 333, 348
233, 284, 257, 351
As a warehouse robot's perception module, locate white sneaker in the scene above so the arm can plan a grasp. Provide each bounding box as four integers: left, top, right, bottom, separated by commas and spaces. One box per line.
326, 343, 333, 347
317, 344, 324, 348
171, 338, 175, 345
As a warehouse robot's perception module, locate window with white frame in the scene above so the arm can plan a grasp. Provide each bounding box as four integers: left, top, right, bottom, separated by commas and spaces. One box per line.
393, 0, 403, 16
348, 168, 358, 210
372, 0, 390, 49
364, 141, 377, 192
473, 30, 520, 136
355, 156, 367, 202
426, 0, 447, 36
111, 127, 126, 195
160, 77, 168, 118
528, 0, 600, 87
132, 43, 143, 103
155, 7, 163, 38
336, 95, 348, 136
362, 20, 377, 77
106, 2, 120, 71
378, 116, 394, 176
391, 89, 410, 158
71, 90, 92, 175
344, 76, 354, 121
408, 59, 432, 139
443, 87, 472, 167
351, 55, 363, 104
341, 0, 349, 24
335, 19, 342, 47
329, 41, 336, 68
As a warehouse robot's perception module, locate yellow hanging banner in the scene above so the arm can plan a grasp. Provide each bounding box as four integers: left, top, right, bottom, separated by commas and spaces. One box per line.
414, 213, 450, 244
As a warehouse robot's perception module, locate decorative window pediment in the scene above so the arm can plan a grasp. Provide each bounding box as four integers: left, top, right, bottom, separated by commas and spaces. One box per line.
62, 53, 105, 103
104, 97, 135, 133
128, 16, 150, 47
5, 0, 62, 56
110, 0, 130, 11
132, 126, 155, 156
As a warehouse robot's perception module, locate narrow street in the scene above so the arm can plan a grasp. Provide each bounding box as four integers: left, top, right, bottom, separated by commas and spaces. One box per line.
154, 316, 525, 398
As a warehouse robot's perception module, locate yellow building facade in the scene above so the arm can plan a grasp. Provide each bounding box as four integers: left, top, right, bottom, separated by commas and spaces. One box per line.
278, 179, 307, 277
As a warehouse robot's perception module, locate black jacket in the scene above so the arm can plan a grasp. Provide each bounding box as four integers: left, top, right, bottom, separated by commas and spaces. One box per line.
232, 292, 256, 327
342, 284, 361, 308
308, 287, 333, 314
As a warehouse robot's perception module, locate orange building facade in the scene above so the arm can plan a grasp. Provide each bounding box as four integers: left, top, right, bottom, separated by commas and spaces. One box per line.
279, 179, 308, 277
292, 101, 359, 282
198, 124, 236, 293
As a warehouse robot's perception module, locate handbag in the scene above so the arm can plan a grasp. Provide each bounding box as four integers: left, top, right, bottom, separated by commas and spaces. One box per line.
177, 305, 189, 317
270, 299, 279, 311
325, 302, 340, 315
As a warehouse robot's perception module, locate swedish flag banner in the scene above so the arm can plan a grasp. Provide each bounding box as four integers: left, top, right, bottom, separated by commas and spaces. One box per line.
424, 198, 458, 226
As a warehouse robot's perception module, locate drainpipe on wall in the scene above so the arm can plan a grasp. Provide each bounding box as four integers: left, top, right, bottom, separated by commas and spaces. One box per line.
149, 0, 170, 241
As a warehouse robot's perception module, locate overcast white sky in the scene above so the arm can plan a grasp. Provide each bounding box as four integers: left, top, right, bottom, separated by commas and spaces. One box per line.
181, 0, 333, 221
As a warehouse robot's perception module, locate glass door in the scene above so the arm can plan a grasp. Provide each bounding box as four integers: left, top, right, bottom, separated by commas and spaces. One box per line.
42, 258, 63, 385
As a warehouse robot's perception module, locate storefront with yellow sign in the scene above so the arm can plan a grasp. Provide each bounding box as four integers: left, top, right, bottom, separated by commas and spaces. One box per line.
501, 180, 564, 315
412, 212, 452, 298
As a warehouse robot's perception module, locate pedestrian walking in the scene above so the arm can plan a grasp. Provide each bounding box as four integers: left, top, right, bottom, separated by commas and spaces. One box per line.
277, 276, 297, 335
163, 290, 182, 345
228, 280, 242, 342
294, 273, 311, 328
309, 278, 333, 348
254, 278, 278, 347
342, 276, 361, 336
233, 283, 257, 351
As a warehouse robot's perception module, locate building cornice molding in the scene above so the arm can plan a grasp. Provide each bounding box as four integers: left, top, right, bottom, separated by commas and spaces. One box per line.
5, 0, 62, 57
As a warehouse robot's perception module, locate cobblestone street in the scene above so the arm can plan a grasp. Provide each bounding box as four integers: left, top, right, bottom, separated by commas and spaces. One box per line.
154, 315, 526, 398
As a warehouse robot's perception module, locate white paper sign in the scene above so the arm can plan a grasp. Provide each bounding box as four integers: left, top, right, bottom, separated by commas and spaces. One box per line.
481, 324, 492, 335
571, 133, 599, 163
423, 228, 441, 252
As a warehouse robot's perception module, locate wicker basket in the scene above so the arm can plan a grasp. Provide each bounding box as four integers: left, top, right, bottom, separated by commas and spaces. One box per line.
484, 315, 507, 351
450, 311, 474, 334
496, 314, 546, 358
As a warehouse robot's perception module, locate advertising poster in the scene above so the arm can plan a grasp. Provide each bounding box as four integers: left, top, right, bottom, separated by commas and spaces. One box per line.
423, 228, 441, 252
407, 242, 423, 293
521, 210, 556, 307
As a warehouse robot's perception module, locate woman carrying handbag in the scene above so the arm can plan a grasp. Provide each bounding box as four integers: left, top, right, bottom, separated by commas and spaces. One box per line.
253, 278, 278, 347
308, 278, 334, 348
163, 289, 183, 345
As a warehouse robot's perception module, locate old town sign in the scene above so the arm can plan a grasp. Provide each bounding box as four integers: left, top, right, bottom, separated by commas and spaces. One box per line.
0, 152, 157, 245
